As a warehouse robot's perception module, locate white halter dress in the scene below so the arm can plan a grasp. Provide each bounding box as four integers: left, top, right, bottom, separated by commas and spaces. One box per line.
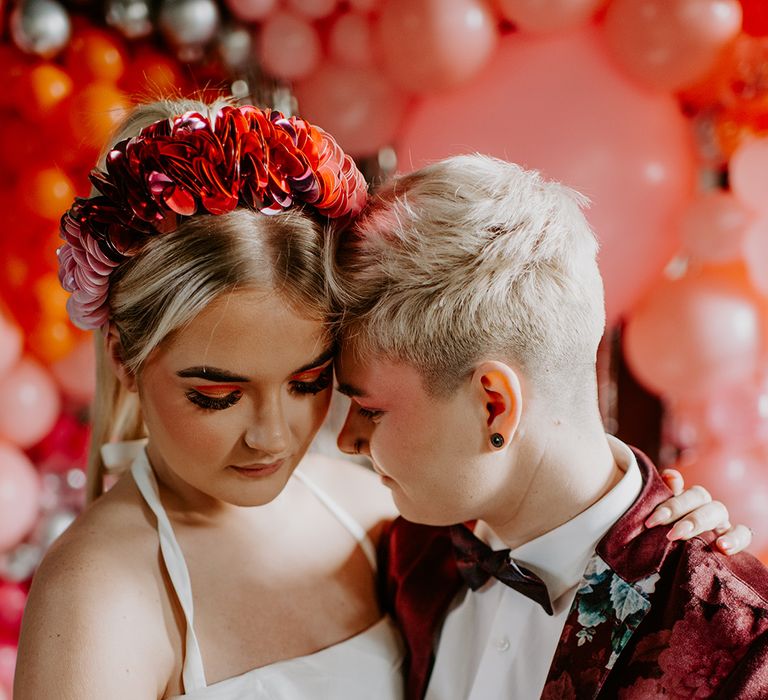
107, 443, 404, 700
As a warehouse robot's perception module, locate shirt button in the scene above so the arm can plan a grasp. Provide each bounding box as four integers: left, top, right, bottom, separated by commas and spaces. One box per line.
494, 636, 511, 652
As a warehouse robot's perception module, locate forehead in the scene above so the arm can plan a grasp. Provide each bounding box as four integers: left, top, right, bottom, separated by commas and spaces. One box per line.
335, 344, 427, 399
155, 288, 329, 374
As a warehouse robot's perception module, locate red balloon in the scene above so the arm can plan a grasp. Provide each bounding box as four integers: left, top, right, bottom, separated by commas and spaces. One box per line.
294, 62, 408, 156
740, 0, 768, 36
376, 0, 498, 93
395, 26, 695, 322
603, 0, 743, 91
623, 266, 763, 401
0, 582, 27, 638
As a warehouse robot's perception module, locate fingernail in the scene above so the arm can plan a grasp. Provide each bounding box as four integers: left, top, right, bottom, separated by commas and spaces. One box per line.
717, 537, 732, 552
646, 507, 672, 528
668, 521, 695, 540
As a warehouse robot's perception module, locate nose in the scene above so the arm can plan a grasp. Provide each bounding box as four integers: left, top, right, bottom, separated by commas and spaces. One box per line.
244, 393, 290, 456
337, 404, 372, 456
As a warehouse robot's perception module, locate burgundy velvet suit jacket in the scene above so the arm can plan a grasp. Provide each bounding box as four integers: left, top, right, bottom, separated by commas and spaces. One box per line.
378, 448, 768, 699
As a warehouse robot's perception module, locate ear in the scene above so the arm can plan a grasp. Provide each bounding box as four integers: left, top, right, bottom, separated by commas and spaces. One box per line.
472, 361, 523, 448
104, 325, 138, 393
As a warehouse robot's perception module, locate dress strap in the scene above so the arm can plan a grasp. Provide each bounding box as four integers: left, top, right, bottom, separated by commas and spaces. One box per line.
130, 451, 208, 692
293, 469, 378, 570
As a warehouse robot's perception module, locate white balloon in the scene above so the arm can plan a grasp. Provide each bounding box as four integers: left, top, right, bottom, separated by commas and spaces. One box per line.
10, 0, 71, 58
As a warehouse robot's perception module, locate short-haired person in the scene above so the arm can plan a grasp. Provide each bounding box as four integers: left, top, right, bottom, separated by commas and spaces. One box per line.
13, 102, 749, 700
330, 154, 768, 699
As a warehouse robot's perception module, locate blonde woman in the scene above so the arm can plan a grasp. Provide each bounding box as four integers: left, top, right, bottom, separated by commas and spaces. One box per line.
15, 106, 747, 700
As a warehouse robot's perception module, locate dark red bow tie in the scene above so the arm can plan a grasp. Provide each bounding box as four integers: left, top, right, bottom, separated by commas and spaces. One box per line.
450, 524, 554, 616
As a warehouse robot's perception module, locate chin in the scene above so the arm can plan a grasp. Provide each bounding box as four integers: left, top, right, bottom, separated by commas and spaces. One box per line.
392, 494, 459, 527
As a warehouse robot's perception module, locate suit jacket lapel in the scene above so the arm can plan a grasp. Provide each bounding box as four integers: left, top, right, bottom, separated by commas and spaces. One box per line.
542, 448, 677, 699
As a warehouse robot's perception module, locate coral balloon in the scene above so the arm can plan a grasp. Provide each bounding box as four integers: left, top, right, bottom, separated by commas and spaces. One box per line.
51, 337, 96, 405
496, 0, 605, 34
294, 62, 408, 156
225, 0, 276, 22
0, 358, 61, 448
119, 47, 182, 96
623, 266, 763, 401
329, 11, 374, 67
68, 81, 130, 152
730, 137, 768, 214
603, 0, 743, 91
259, 11, 321, 81
376, 0, 498, 93
681, 190, 753, 263
396, 27, 695, 322
0, 443, 41, 552
0, 313, 22, 380
743, 217, 768, 295
20, 166, 75, 222
679, 446, 768, 551
19, 63, 73, 118
65, 28, 126, 83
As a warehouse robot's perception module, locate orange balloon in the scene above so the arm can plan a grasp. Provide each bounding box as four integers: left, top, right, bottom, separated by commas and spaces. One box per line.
119, 47, 183, 97
19, 63, 74, 118
28, 318, 77, 365
65, 29, 126, 83
20, 166, 76, 222
34, 273, 70, 322
69, 82, 131, 152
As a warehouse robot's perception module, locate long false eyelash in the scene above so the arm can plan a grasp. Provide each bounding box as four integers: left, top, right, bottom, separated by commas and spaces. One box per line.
358, 407, 383, 420
185, 389, 242, 411
290, 367, 333, 396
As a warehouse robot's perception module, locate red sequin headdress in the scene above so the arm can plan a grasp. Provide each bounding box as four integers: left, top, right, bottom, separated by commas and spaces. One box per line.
58, 104, 368, 330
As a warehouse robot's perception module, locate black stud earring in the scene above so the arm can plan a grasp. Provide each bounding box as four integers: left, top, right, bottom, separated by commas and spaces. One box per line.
490, 433, 504, 449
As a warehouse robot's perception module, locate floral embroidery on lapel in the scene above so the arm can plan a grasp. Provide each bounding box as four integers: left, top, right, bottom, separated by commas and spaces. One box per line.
574, 554, 660, 669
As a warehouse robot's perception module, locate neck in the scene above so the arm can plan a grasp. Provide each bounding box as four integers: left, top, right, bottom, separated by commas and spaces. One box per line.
477, 417, 622, 550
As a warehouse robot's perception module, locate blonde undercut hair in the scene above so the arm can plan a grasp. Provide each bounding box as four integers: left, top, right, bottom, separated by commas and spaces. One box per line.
328, 154, 606, 397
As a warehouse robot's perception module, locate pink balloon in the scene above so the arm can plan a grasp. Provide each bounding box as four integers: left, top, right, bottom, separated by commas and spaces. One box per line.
730, 137, 768, 214
623, 267, 763, 401
224, 0, 277, 22
375, 0, 498, 93
603, 0, 743, 91
0, 582, 27, 637
668, 377, 768, 450
50, 337, 96, 406
0, 443, 41, 552
496, 0, 606, 34
395, 26, 695, 322
679, 446, 768, 551
329, 11, 374, 67
287, 0, 337, 19
258, 11, 321, 81
681, 190, 754, 263
0, 644, 15, 695
0, 357, 61, 448
294, 62, 408, 156
743, 217, 768, 295
0, 312, 22, 380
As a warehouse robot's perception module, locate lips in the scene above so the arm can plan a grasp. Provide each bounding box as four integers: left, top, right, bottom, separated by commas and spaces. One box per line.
229, 460, 284, 477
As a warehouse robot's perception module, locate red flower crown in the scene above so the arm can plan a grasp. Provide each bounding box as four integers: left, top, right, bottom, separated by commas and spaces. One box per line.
58, 105, 368, 330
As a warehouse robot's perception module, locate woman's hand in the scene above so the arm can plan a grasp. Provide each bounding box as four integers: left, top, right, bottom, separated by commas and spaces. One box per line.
644, 468, 752, 555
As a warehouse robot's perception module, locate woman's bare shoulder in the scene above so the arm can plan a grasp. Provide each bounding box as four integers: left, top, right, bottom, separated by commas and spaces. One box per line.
299, 452, 398, 544
14, 475, 175, 699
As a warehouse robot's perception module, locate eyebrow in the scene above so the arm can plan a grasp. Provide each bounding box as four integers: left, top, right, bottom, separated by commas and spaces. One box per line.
176, 347, 336, 384
176, 367, 250, 382
336, 382, 367, 398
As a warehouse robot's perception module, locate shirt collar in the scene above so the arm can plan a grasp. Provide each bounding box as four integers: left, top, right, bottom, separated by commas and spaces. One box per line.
485, 435, 642, 605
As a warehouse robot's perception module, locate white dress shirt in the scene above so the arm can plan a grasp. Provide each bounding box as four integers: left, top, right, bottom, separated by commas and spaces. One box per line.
425, 436, 642, 700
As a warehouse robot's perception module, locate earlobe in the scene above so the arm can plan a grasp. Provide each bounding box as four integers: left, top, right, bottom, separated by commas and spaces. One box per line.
474, 362, 523, 448
104, 325, 137, 392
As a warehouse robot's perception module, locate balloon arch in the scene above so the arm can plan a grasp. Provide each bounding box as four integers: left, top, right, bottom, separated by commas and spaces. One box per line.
1, 1, 768, 693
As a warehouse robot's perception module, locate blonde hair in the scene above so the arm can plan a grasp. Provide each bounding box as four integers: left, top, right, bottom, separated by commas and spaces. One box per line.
86, 99, 331, 501
328, 154, 606, 397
